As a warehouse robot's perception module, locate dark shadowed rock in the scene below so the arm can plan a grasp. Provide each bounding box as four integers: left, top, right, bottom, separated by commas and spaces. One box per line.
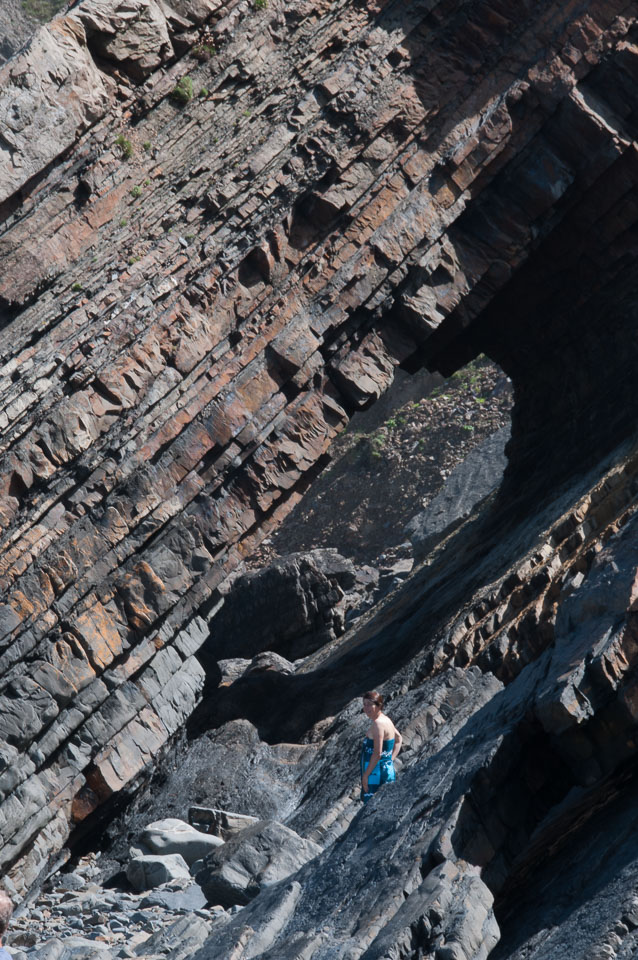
202, 551, 362, 668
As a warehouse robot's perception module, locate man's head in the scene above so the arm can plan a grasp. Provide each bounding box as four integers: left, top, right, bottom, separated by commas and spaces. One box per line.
0, 891, 13, 938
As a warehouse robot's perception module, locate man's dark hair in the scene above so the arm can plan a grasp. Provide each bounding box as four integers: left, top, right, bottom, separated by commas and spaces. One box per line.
0, 891, 13, 937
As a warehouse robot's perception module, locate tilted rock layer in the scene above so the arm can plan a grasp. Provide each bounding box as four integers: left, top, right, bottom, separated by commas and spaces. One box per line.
2, 0, 638, 957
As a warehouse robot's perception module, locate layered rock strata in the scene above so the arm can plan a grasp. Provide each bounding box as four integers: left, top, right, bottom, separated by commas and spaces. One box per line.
1, 0, 638, 936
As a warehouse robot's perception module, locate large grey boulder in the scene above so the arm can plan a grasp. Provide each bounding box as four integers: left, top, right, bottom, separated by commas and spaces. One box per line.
405, 426, 510, 559
139, 818, 224, 866
195, 820, 322, 908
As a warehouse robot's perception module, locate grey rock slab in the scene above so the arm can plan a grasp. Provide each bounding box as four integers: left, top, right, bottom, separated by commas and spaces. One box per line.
193, 881, 302, 960
139, 818, 224, 866
405, 425, 510, 559
133, 914, 211, 959
195, 820, 322, 908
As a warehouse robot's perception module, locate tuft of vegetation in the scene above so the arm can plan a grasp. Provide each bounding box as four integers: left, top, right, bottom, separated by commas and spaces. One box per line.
199, 87, 210, 98
170, 76, 194, 104
253, 0, 267, 8
119, 217, 128, 227
21, 0, 64, 22
128, 255, 141, 265
71, 282, 83, 292
142, 141, 152, 152
192, 43, 215, 62
130, 185, 142, 199
115, 134, 134, 160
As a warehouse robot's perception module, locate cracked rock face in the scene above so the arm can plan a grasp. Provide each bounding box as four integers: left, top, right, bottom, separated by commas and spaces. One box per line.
2, 0, 638, 957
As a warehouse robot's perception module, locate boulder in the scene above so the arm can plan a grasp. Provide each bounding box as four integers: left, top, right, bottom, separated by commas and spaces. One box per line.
126, 853, 191, 892
140, 880, 208, 912
202, 550, 361, 667
195, 820, 322, 907
217, 652, 296, 687
70, 0, 173, 81
139, 818, 224, 866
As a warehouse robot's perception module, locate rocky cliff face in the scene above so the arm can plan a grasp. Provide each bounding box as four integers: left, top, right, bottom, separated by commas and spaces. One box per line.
2, 0, 638, 957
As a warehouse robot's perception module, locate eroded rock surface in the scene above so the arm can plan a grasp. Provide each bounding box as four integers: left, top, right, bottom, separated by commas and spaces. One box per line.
2, 0, 638, 958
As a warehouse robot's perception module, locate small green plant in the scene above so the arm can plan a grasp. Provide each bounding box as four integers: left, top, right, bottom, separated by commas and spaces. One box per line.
71, 282, 83, 292
385, 418, 396, 429
170, 76, 194, 104
143, 179, 151, 186
115, 134, 134, 159
368, 431, 386, 459
128, 255, 141, 265
185, 233, 195, 240
130, 185, 142, 198
253, 0, 267, 8
192, 43, 215, 61
243, 108, 252, 117
143, 141, 152, 151
474, 396, 486, 405
199, 87, 210, 98
119, 217, 128, 227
